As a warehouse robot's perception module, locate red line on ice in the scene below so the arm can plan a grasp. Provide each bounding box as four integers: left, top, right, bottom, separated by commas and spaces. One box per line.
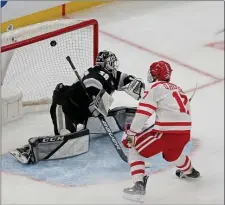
100, 30, 222, 80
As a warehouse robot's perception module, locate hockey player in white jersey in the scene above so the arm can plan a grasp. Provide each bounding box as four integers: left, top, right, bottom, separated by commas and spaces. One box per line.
122, 60, 200, 202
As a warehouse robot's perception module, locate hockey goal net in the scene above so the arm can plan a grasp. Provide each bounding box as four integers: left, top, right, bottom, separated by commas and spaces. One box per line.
1, 19, 99, 106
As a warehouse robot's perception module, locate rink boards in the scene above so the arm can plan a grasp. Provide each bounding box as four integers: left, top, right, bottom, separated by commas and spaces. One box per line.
1, 132, 199, 187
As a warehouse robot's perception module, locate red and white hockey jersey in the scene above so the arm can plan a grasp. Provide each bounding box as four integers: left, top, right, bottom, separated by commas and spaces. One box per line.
130, 81, 192, 135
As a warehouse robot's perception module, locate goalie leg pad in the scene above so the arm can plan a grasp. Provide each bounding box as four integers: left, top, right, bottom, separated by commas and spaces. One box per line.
56, 105, 65, 131
28, 129, 90, 164
56, 105, 77, 133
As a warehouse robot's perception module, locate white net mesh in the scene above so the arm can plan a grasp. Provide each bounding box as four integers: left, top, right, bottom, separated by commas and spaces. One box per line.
1, 19, 98, 105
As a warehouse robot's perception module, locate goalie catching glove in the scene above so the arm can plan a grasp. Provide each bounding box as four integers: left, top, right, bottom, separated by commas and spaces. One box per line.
120, 76, 145, 100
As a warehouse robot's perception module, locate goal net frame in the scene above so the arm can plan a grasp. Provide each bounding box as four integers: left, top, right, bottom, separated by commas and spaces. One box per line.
1, 19, 99, 107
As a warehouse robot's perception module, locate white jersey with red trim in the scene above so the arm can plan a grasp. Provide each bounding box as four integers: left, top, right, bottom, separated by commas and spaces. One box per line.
130, 81, 192, 134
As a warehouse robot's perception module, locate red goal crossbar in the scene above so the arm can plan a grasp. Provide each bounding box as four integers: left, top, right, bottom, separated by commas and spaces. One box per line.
1, 19, 99, 64
1, 19, 99, 106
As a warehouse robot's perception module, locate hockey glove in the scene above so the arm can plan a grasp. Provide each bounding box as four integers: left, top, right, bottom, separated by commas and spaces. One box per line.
122, 124, 137, 148
126, 130, 137, 147
122, 78, 145, 100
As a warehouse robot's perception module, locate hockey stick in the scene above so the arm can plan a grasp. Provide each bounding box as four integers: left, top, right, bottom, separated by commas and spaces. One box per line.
189, 82, 198, 102
66, 56, 128, 162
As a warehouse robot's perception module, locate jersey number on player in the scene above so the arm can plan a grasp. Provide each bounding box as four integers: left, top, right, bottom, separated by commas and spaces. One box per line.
143, 91, 149, 99
100, 71, 109, 80
172, 91, 189, 114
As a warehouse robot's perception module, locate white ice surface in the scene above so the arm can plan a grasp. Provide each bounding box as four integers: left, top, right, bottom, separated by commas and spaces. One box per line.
1, 1, 224, 204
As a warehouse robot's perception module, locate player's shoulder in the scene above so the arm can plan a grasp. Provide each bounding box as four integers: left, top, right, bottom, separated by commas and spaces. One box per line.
150, 81, 184, 93
164, 82, 184, 93
87, 65, 101, 72
84, 65, 102, 77
149, 81, 167, 90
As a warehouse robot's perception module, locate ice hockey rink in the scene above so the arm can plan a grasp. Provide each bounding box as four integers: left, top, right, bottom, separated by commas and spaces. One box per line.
1, 1, 224, 204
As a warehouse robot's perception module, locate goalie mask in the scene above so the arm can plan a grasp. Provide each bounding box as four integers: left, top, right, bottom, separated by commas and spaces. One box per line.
96, 50, 119, 78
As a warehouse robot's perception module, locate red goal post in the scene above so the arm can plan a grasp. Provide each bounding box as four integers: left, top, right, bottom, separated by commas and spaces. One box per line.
1, 19, 99, 106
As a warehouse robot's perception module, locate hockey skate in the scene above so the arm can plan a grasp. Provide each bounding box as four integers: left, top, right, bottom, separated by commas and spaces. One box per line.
9, 145, 32, 164
123, 175, 149, 203
176, 168, 200, 179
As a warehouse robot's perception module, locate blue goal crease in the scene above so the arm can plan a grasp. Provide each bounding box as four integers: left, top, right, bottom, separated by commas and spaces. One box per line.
1, 132, 198, 186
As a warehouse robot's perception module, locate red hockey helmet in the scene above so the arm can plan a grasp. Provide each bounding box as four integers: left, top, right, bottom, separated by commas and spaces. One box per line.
147, 61, 173, 83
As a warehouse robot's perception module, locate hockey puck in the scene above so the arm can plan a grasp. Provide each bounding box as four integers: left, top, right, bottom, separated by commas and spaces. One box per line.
50, 40, 57, 47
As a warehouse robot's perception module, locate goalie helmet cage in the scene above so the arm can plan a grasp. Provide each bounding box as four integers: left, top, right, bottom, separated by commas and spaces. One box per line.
1, 19, 99, 106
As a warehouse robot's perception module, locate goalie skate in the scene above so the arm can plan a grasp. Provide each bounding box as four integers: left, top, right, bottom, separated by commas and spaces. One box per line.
9, 145, 31, 164
123, 175, 149, 203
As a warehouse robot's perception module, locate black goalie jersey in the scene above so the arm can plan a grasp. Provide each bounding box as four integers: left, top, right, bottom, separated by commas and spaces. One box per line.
50, 65, 134, 133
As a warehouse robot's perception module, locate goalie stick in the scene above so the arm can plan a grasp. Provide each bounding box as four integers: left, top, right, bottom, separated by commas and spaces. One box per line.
66, 56, 128, 163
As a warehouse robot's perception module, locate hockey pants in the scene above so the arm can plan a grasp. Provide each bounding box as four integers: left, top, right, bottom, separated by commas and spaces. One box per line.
122, 131, 193, 182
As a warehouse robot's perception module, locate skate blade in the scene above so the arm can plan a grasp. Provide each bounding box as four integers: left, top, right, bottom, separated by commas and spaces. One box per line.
177, 175, 201, 180
9, 150, 28, 164
123, 193, 144, 203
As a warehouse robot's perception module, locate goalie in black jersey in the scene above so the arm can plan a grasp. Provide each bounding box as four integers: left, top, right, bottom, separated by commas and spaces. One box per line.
9, 50, 145, 164
50, 50, 145, 135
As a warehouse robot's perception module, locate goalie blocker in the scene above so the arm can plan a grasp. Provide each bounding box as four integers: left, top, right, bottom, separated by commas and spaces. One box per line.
10, 106, 137, 164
